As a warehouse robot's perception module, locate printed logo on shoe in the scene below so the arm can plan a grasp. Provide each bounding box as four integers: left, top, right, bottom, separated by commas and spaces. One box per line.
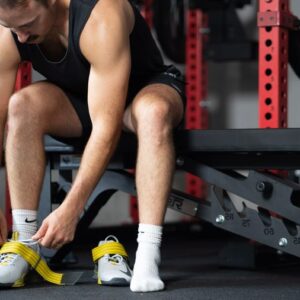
119, 263, 132, 278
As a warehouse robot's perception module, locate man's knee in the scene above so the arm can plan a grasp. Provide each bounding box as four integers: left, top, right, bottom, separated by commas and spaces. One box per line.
7, 89, 41, 130
9, 90, 32, 119
133, 95, 174, 134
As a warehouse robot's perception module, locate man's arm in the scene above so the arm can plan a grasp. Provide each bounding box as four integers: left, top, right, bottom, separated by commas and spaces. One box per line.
0, 27, 20, 162
33, 0, 133, 248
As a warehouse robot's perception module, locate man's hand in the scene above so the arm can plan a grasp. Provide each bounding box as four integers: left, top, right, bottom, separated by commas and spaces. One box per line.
32, 205, 79, 249
0, 209, 7, 245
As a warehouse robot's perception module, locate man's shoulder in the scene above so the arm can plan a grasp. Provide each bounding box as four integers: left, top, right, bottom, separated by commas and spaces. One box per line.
0, 27, 20, 67
0, 26, 11, 40
0, 27, 17, 54
79, 0, 134, 62
88, 0, 134, 29
92, 0, 131, 13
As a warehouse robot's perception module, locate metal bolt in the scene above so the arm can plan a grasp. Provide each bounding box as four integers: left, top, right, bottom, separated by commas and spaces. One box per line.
176, 157, 184, 167
216, 215, 225, 224
256, 181, 266, 192
278, 238, 288, 248
256, 181, 273, 198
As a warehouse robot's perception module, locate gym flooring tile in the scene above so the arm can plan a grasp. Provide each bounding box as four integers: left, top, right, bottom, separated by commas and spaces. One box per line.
2, 223, 300, 300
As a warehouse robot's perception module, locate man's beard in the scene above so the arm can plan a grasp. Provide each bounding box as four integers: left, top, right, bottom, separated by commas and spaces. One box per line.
27, 34, 39, 43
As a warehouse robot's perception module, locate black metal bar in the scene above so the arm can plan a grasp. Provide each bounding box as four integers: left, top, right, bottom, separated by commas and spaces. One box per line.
209, 186, 300, 258
178, 156, 300, 224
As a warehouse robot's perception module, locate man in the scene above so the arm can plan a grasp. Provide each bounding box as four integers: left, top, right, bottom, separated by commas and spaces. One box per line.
0, 0, 185, 292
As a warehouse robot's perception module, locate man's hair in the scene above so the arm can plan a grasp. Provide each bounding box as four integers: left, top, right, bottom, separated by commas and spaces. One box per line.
0, 0, 48, 9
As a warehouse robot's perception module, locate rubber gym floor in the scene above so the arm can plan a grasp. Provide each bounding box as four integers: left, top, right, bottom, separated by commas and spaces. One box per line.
2, 222, 300, 300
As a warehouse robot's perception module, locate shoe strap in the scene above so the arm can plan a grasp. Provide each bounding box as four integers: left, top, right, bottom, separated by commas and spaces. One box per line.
12, 232, 19, 241
92, 241, 128, 263
0, 241, 82, 286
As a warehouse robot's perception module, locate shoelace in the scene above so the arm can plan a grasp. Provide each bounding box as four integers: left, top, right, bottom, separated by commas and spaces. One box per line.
108, 254, 124, 264
0, 253, 17, 266
0, 239, 39, 266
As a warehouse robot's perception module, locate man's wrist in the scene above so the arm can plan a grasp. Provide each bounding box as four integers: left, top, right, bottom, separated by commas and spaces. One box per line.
61, 197, 84, 220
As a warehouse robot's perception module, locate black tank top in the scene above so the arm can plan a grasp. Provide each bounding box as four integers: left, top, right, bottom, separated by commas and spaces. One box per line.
11, 0, 167, 99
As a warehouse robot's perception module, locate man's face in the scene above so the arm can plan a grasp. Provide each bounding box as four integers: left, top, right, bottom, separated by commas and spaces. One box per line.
0, 0, 54, 44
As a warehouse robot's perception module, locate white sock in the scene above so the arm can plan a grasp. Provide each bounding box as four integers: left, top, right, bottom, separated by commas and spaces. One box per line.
130, 223, 164, 292
12, 209, 38, 241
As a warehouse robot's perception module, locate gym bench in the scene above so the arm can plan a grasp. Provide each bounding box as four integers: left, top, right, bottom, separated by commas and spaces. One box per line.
40, 128, 300, 263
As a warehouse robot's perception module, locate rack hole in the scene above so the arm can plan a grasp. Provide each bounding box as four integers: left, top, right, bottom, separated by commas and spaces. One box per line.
265, 98, 272, 105
265, 54, 272, 61
265, 113, 272, 120
265, 26, 272, 32
265, 83, 272, 90
265, 69, 272, 76
265, 39, 272, 47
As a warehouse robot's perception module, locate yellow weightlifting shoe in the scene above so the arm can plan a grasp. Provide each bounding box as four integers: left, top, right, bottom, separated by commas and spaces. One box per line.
0, 238, 39, 287
92, 235, 132, 286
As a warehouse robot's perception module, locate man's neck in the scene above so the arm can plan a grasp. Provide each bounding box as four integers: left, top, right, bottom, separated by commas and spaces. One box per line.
50, 0, 70, 39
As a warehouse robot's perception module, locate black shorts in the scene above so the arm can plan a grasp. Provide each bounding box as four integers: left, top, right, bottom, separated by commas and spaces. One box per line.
51, 65, 186, 148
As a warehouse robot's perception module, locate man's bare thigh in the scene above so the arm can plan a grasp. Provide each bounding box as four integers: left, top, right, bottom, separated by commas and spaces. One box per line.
17, 81, 83, 138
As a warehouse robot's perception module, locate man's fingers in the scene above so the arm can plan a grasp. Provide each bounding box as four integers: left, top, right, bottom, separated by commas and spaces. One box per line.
32, 222, 48, 240
39, 230, 57, 248
36, 222, 59, 248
